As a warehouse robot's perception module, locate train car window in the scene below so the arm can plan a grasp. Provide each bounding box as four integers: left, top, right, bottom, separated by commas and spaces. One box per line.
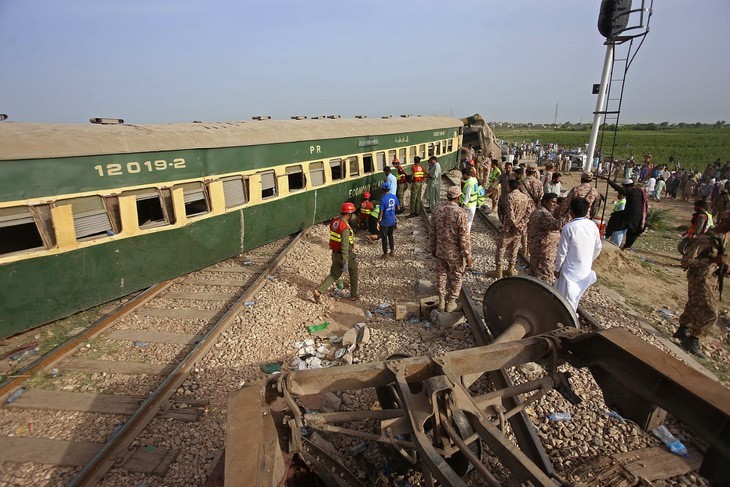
446, 139, 453, 153
387, 150, 396, 165
0, 206, 45, 255
363, 154, 374, 173
418, 144, 426, 159
30, 205, 56, 248
124, 189, 170, 229
60, 196, 114, 241
398, 148, 406, 164
347, 157, 360, 177
435, 141, 442, 155
329, 159, 344, 181
286, 165, 305, 191
310, 162, 325, 187
409, 146, 416, 162
259, 171, 277, 199
177, 182, 210, 217
428, 143, 435, 157
376, 152, 386, 171
222, 176, 249, 208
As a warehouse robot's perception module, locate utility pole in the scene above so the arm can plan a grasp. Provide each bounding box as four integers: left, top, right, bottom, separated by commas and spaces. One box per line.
553, 103, 558, 125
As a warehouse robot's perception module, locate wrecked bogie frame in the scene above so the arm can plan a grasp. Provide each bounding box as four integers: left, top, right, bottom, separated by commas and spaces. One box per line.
226, 278, 730, 486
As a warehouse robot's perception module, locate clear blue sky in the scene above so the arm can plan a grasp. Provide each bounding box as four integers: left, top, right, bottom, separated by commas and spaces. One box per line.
1, 0, 728, 124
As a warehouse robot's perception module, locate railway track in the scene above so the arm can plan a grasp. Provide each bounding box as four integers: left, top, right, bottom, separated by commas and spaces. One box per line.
0, 233, 302, 486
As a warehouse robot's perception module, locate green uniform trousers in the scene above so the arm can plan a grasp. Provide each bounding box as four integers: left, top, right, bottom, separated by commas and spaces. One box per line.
410, 181, 424, 215
396, 184, 407, 212
317, 251, 359, 297
426, 180, 441, 212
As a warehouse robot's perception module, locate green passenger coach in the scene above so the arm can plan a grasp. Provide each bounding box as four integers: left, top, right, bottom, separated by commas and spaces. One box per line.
0, 115, 463, 338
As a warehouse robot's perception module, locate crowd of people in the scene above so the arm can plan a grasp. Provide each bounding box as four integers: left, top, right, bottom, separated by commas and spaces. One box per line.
312, 148, 729, 360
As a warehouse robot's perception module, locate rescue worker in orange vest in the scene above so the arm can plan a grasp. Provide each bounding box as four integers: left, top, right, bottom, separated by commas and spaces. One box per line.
393, 158, 409, 213
357, 191, 373, 230
313, 202, 359, 302
408, 156, 426, 217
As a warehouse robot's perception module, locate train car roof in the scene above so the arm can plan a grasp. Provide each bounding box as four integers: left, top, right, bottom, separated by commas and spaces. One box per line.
0, 116, 462, 160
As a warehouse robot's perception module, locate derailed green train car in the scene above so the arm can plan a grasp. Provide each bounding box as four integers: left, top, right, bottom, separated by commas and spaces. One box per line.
0, 116, 463, 338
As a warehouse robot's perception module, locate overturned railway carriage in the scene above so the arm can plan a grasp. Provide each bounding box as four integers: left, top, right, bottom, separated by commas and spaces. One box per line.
0, 116, 463, 337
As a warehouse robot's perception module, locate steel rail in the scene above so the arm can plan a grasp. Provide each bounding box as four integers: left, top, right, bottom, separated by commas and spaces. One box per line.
420, 198, 556, 478
0, 281, 174, 401
69, 231, 304, 486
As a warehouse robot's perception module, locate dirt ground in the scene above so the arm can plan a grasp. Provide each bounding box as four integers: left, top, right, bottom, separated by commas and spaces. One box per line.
560, 170, 730, 383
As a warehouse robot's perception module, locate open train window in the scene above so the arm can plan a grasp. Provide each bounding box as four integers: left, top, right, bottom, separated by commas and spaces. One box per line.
286, 165, 305, 191
347, 157, 360, 177
409, 146, 417, 162
375, 152, 385, 171
124, 188, 173, 229
62, 196, 113, 241
428, 143, 435, 157
0, 206, 45, 255
329, 159, 344, 181
222, 176, 249, 208
446, 139, 453, 152
363, 154, 374, 173
177, 182, 210, 217
310, 162, 325, 187
418, 144, 426, 159
259, 170, 277, 199
387, 150, 396, 165
398, 148, 406, 164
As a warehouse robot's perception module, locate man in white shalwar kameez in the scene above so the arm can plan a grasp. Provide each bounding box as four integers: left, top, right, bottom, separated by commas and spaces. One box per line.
554, 197, 602, 311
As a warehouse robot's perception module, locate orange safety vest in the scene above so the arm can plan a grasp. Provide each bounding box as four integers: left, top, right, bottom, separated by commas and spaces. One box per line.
359, 201, 373, 216
329, 218, 354, 252
412, 164, 425, 182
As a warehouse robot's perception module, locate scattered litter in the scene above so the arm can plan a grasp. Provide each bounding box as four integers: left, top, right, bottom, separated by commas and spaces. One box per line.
640, 256, 656, 264
377, 302, 390, 309
266, 275, 276, 281
243, 260, 254, 266
307, 322, 330, 333
9, 347, 39, 363
335, 348, 348, 359
547, 412, 572, 421
336, 279, 345, 290
365, 310, 373, 319
144, 445, 155, 453
607, 410, 625, 422
652, 424, 689, 457
328, 335, 343, 344
260, 362, 282, 374
1, 340, 38, 360
5, 387, 26, 404
134, 342, 147, 348
470, 270, 486, 276
243, 300, 257, 307
423, 322, 431, 331
351, 442, 368, 455
658, 308, 676, 320
47, 368, 62, 379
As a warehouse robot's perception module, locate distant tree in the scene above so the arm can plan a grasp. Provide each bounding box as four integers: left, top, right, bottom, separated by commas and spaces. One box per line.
678, 122, 688, 128
659, 121, 669, 127
714, 120, 726, 129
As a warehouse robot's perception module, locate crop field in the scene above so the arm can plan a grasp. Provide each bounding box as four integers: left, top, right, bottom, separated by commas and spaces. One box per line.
494, 126, 730, 170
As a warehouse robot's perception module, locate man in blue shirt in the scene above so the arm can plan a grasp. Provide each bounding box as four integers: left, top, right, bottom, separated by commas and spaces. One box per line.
378, 182, 400, 258
383, 166, 398, 196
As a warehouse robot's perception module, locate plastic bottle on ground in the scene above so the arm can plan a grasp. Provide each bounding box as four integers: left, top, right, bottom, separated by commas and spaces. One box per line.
651, 425, 689, 457
547, 412, 572, 421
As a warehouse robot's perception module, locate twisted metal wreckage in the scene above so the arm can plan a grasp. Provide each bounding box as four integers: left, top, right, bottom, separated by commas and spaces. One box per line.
225, 277, 729, 486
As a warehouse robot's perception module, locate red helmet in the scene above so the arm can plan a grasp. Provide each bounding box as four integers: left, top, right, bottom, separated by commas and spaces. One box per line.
362, 191, 371, 199
341, 202, 356, 214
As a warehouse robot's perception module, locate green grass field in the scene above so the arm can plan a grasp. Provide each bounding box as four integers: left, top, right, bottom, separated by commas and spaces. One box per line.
493, 127, 730, 170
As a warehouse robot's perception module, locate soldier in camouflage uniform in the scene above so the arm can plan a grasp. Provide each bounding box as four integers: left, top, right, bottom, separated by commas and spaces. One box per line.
558, 172, 600, 222
488, 179, 531, 279
520, 163, 544, 256
673, 210, 730, 358
429, 185, 473, 312
527, 193, 562, 283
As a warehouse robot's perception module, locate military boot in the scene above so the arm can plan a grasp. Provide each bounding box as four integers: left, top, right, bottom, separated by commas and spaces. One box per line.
486, 267, 503, 279
672, 326, 689, 340
504, 264, 517, 277
445, 298, 462, 313
680, 336, 707, 359
438, 296, 446, 312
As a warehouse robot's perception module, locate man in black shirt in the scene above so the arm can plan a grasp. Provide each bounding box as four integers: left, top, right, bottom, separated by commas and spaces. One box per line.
602, 177, 649, 251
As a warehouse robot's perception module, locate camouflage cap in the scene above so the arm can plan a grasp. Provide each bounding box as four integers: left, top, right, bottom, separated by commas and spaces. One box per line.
581, 172, 593, 181
447, 186, 462, 198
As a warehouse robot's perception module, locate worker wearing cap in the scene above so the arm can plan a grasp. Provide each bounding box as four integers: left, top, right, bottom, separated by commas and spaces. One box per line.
672, 210, 730, 358
429, 185, 472, 312
393, 158, 409, 213
408, 156, 426, 217
378, 181, 400, 258
314, 202, 359, 302
558, 172, 600, 223
488, 179, 531, 279
425, 156, 442, 213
